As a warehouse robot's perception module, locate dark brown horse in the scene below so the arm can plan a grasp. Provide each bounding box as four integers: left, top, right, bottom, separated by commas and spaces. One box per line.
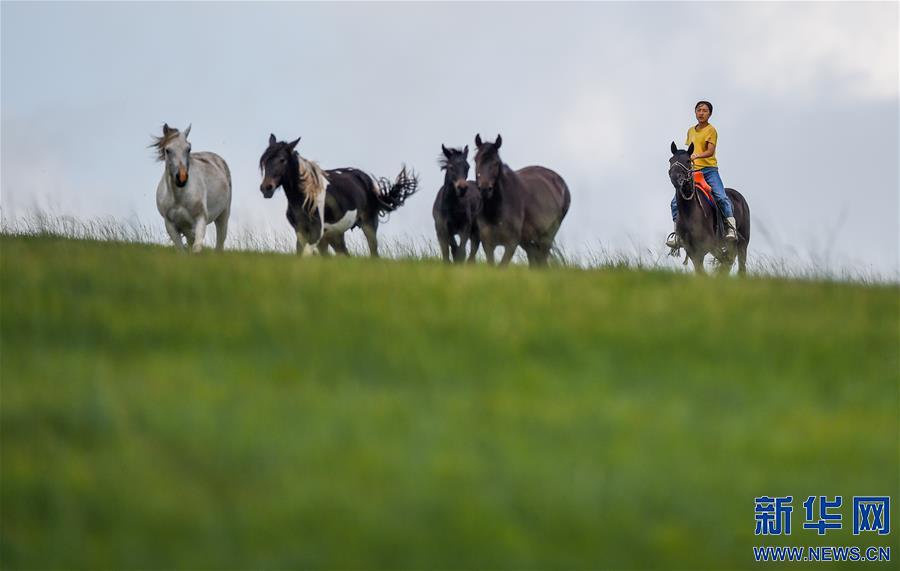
433, 144, 480, 264
259, 134, 418, 257
473, 134, 571, 267
669, 142, 750, 274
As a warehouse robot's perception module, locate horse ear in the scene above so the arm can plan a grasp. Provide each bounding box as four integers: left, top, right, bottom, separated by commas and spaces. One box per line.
288, 137, 301, 150
475, 134, 483, 148
269, 133, 277, 146
442, 144, 452, 159
463, 145, 469, 158
163, 123, 171, 135
183, 124, 191, 139
671, 141, 678, 155
687, 142, 694, 155
495, 134, 502, 149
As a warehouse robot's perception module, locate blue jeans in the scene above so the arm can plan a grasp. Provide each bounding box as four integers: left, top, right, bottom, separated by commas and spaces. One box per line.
671, 167, 734, 220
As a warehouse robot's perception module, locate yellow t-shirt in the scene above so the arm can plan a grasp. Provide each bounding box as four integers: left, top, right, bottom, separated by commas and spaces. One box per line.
685, 124, 718, 169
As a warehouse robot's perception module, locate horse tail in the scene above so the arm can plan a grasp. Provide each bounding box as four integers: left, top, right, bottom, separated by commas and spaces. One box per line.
727, 188, 750, 243
738, 191, 750, 243
222, 160, 232, 191
373, 165, 419, 216
560, 181, 572, 220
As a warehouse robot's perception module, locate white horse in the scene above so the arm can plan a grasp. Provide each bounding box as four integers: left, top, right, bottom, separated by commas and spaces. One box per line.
153, 124, 232, 252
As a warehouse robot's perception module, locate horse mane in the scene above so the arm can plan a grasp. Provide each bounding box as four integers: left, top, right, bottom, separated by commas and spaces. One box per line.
297, 155, 328, 215
149, 127, 181, 162
258, 143, 281, 173
438, 147, 466, 170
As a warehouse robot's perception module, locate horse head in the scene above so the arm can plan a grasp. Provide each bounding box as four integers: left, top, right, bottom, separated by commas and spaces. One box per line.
259, 133, 301, 198
440, 144, 470, 197
153, 123, 192, 188
669, 141, 695, 198
474, 133, 503, 198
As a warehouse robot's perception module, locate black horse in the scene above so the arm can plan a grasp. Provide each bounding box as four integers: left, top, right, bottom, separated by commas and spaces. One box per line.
433, 144, 481, 264
669, 142, 750, 274
473, 134, 571, 267
260, 134, 418, 257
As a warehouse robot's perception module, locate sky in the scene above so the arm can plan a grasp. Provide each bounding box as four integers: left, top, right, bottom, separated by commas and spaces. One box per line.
2, 1, 898, 276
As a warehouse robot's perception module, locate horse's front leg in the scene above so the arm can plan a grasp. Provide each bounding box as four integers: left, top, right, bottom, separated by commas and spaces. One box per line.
483, 243, 497, 265
295, 231, 307, 256
467, 230, 481, 264
436, 227, 451, 263
449, 233, 463, 263
165, 220, 186, 251
690, 252, 706, 274
191, 216, 207, 253
498, 242, 518, 267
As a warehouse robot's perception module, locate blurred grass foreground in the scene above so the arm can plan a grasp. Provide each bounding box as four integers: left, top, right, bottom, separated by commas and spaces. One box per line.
1, 235, 897, 568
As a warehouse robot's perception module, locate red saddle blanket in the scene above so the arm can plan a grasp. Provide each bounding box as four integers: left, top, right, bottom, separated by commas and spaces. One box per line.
693, 172, 716, 208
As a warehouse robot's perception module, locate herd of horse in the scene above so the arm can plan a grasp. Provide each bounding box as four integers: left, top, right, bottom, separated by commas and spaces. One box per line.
153, 124, 749, 274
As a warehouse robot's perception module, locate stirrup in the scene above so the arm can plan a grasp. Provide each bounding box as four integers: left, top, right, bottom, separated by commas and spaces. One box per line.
666, 231, 681, 249
725, 228, 737, 241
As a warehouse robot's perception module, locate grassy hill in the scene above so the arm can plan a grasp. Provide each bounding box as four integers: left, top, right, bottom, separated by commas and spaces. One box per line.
1, 235, 897, 568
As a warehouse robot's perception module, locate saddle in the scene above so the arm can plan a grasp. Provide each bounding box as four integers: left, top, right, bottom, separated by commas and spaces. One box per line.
693, 172, 716, 209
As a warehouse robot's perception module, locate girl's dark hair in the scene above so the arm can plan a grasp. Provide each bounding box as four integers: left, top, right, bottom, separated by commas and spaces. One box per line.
695, 100, 713, 113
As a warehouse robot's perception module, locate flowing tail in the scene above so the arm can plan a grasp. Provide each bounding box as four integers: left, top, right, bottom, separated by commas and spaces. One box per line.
374, 165, 419, 216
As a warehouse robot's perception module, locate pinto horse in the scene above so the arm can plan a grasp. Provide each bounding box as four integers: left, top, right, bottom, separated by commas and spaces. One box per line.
260, 134, 418, 257
669, 142, 750, 274
473, 134, 571, 267
433, 144, 480, 264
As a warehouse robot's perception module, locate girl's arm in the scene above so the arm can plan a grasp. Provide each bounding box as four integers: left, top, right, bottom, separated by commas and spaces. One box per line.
691, 142, 716, 161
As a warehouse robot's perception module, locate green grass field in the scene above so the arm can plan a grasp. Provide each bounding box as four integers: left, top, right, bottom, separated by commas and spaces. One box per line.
1, 235, 897, 568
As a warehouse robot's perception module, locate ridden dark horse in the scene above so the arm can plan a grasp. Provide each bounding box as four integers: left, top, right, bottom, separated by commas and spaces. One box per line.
260, 134, 418, 257
473, 134, 571, 267
669, 142, 750, 274
433, 144, 481, 264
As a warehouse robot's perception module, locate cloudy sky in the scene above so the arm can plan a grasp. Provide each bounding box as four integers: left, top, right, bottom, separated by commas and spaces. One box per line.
2, 1, 898, 275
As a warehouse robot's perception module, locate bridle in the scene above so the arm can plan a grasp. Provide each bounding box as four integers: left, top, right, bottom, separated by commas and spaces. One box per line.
670, 159, 695, 200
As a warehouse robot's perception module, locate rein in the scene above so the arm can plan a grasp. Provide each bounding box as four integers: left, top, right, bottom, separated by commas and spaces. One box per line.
672, 160, 695, 201
672, 160, 714, 220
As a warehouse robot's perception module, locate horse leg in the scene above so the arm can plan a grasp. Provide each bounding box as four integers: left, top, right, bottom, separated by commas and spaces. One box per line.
484, 243, 497, 266
295, 231, 307, 256
361, 222, 379, 258
690, 253, 706, 275
499, 243, 517, 267
190, 216, 207, 253
523, 244, 538, 268
451, 232, 466, 264
737, 242, 748, 276
438, 235, 451, 263
214, 211, 229, 252
716, 258, 733, 276
531, 239, 554, 268
467, 231, 481, 264
721, 243, 739, 276
165, 220, 185, 251
316, 240, 331, 257
437, 226, 451, 263
332, 233, 350, 256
